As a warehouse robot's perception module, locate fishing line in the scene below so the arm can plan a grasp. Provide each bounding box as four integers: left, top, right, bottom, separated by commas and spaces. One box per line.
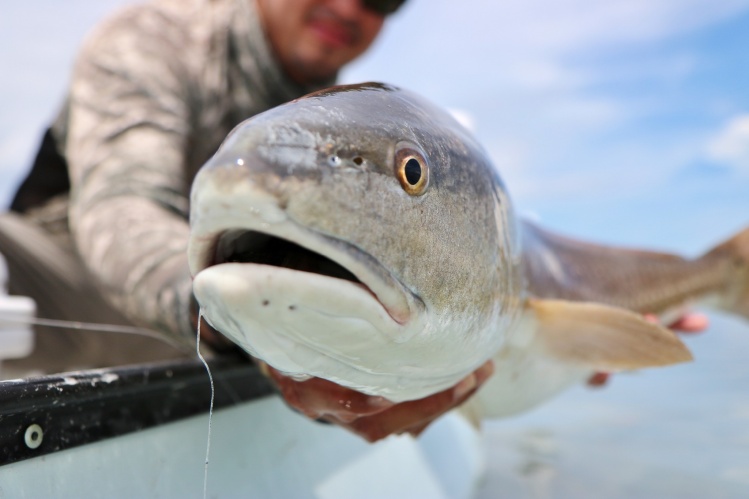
0, 315, 188, 351
196, 308, 215, 499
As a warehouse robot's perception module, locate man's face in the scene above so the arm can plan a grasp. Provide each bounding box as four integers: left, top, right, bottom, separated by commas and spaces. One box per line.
257, 0, 386, 86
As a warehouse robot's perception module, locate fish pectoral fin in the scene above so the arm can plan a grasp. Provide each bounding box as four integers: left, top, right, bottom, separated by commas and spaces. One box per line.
526, 299, 693, 371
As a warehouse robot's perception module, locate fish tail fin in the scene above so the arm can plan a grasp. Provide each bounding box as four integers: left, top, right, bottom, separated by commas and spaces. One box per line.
704, 226, 749, 320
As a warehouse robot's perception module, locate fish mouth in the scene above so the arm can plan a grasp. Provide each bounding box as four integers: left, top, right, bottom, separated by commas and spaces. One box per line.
194, 225, 419, 329
210, 229, 374, 302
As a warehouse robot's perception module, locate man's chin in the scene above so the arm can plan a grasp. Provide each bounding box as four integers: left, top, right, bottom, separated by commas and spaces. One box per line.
287, 58, 340, 88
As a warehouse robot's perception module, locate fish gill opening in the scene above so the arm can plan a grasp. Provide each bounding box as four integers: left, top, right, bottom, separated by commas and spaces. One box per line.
212, 229, 362, 284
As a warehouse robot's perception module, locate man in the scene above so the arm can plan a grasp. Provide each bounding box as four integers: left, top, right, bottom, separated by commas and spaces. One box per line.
0, 0, 500, 442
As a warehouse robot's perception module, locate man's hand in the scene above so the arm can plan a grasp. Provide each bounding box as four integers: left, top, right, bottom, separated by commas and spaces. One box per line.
587, 311, 709, 387
260, 360, 495, 443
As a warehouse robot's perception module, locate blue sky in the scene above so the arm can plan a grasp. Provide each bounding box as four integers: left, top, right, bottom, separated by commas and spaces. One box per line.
2, 0, 749, 255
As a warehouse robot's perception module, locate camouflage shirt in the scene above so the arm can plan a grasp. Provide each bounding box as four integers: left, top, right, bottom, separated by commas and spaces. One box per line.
44, 0, 330, 344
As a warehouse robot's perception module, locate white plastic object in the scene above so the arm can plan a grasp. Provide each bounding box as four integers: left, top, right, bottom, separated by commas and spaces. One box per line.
0, 253, 36, 361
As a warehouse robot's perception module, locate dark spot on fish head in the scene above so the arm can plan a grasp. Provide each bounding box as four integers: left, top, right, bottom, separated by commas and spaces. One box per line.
394, 142, 429, 196
353, 156, 363, 166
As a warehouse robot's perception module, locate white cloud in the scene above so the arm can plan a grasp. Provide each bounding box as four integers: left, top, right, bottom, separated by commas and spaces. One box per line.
707, 115, 749, 172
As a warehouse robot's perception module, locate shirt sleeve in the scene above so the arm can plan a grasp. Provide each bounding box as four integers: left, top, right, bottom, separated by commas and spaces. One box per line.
65, 8, 199, 345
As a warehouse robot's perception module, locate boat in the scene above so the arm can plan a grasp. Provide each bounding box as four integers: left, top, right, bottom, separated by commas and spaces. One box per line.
0, 356, 484, 499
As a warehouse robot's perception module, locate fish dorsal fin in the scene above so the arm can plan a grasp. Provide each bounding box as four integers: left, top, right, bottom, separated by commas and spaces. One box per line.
526, 299, 693, 371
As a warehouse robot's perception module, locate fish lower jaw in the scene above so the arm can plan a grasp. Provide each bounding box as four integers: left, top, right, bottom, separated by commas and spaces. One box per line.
192, 263, 466, 402
194, 256, 413, 329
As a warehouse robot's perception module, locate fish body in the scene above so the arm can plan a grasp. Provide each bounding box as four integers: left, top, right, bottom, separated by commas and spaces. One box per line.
188, 83, 749, 416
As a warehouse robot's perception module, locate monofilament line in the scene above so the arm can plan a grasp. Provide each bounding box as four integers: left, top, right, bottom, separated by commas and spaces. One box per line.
0, 316, 188, 351
196, 309, 215, 499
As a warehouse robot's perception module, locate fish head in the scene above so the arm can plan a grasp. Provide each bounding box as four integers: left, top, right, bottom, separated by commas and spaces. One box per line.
188, 83, 522, 401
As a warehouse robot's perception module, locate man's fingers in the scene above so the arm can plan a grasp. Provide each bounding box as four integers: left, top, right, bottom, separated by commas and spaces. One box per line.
262, 359, 495, 442
344, 386, 460, 442
644, 312, 708, 333
344, 361, 495, 442
586, 371, 610, 387
668, 313, 709, 333
264, 365, 394, 420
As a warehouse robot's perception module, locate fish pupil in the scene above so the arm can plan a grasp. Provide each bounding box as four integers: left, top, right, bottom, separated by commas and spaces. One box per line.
404, 158, 422, 185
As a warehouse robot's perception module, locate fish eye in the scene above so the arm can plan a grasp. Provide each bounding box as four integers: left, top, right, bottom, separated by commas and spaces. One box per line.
395, 144, 429, 196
